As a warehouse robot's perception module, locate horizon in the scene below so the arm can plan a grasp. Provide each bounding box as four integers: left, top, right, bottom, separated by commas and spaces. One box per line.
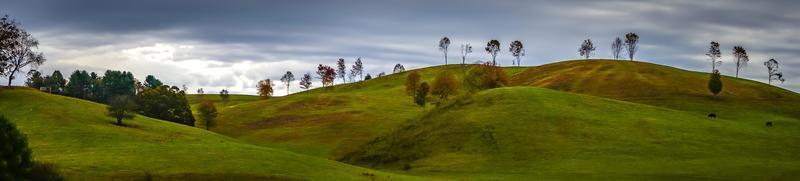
2, 0, 799, 95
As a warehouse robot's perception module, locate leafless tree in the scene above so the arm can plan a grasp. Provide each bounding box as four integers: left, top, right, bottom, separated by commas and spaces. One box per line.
336, 58, 346, 83
611, 37, 623, 60
439, 37, 450, 64
763, 58, 784, 84
460, 43, 472, 65
509, 40, 524, 66
351, 57, 363, 81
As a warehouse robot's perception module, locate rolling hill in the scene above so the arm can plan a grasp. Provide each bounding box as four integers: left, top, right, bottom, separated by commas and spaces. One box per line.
0, 88, 418, 180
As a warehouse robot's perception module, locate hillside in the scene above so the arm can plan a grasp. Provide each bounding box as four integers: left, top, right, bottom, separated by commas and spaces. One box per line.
343, 87, 800, 180
0, 88, 417, 180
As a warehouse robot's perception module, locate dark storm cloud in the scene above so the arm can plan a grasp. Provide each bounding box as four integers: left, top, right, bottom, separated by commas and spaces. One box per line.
2, 0, 799, 93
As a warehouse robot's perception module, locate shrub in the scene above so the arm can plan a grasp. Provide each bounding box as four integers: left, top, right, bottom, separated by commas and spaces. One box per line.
0, 115, 33, 180
431, 71, 460, 101
465, 62, 509, 91
708, 70, 722, 96
404, 71, 421, 96
30, 162, 64, 181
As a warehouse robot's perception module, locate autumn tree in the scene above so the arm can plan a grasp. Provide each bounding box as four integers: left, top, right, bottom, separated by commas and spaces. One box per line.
466, 62, 510, 91
317, 64, 336, 88
405, 71, 421, 96
351, 57, 364, 81
197, 100, 218, 130
281, 71, 295, 95
509, 40, 524, 66
107, 96, 136, 125
393, 64, 405, 73
763, 58, 784, 85
579, 39, 595, 59
733, 46, 749, 78
299, 73, 312, 91
706, 41, 721, 72
708, 70, 723, 96
485, 40, 501, 64
611, 37, 623, 60
1, 26, 45, 86
460, 43, 472, 65
414, 82, 429, 107
439, 37, 451, 64
258, 79, 274, 98
431, 71, 459, 101
624, 32, 639, 61
336, 58, 347, 83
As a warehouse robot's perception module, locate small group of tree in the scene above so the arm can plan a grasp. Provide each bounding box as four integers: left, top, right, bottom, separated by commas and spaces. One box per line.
465, 62, 510, 91
404, 71, 427, 107
219, 89, 230, 103
1, 15, 46, 87
0, 115, 64, 180
135, 82, 196, 126
26, 70, 67, 94
606, 32, 639, 60
440, 37, 525, 66
703, 42, 786, 96
393, 64, 405, 73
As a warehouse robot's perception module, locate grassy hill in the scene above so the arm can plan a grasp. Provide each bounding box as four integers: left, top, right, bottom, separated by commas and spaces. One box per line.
343, 86, 800, 180
0, 88, 418, 180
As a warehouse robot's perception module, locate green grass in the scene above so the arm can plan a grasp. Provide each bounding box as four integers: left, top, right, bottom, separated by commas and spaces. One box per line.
343, 86, 800, 180
0, 88, 419, 180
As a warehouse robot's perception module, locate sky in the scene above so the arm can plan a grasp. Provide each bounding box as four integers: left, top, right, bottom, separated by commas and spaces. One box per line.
2, 0, 799, 95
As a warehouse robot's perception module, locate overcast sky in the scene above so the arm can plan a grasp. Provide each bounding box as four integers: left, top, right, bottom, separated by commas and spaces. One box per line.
3, 0, 799, 95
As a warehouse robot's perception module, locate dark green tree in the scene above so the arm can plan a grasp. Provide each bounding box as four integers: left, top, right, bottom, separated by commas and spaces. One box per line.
136, 85, 195, 126
65, 70, 93, 99
0, 115, 33, 180
102, 70, 136, 102
414, 82, 429, 107
364, 74, 372, 80
144, 75, 163, 89
24, 70, 45, 89
45, 70, 66, 94
708, 70, 723, 96
107, 96, 136, 125
89, 72, 105, 102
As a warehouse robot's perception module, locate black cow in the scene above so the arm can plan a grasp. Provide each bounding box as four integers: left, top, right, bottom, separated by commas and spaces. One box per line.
766, 122, 773, 127
707, 113, 717, 118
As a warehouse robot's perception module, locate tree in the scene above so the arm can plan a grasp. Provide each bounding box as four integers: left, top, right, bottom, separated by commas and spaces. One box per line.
316, 64, 336, 88
579, 39, 596, 59
45, 70, 66, 94
65, 70, 93, 99
708, 70, 723, 96
611, 37, 623, 60
107, 96, 136, 125
1, 15, 24, 78
144, 75, 163, 89
431, 71, 459, 101
466, 62, 510, 91
706, 41, 721, 72
197, 100, 218, 130
624, 32, 639, 61
405, 71, 421, 96
733, 46, 749, 78
485, 40, 501, 64
89, 72, 105, 102
197, 88, 204, 94
102, 70, 136, 102
460, 43, 472, 65
414, 82, 429, 107
2, 30, 45, 87
24, 70, 44, 89
364, 74, 372, 80
0, 115, 33, 180
136, 85, 195, 126
351, 58, 364, 81
336, 58, 347, 83
377, 72, 386, 77
257, 79, 274, 98
299, 73, 312, 91
219, 89, 230, 103
280, 71, 295, 95
763, 58, 784, 85
393, 64, 405, 73
439, 37, 451, 64
509, 40, 525, 66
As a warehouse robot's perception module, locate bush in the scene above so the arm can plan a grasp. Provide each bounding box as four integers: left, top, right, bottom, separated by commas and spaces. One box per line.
0, 115, 33, 180
465, 62, 509, 91
404, 71, 421, 96
708, 70, 723, 96
30, 162, 64, 181
431, 71, 460, 101
136, 85, 195, 126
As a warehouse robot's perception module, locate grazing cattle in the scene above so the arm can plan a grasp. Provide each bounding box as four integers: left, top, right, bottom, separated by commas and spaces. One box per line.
766, 122, 773, 127
707, 113, 716, 118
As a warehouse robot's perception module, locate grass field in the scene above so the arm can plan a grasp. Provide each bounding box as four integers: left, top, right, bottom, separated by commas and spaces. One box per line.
0, 88, 418, 180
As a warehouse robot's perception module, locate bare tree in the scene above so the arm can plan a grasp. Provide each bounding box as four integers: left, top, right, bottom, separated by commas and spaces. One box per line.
485, 40, 501, 65
733, 46, 749, 78
460, 43, 472, 65
336, 58, 346, 83
280, 71, 295, 95
299, 73, 312, 91
611, 37, 623, 60
763, 58, 784, 85
439, 37, 450, 64
2, 27, 44, 86
509, 40, 525, 66
706, 41, 722, 72
351, 57, 364, 81
393, 64, 405, 73
624, 32, 639, 61
579, 39, 595, 59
